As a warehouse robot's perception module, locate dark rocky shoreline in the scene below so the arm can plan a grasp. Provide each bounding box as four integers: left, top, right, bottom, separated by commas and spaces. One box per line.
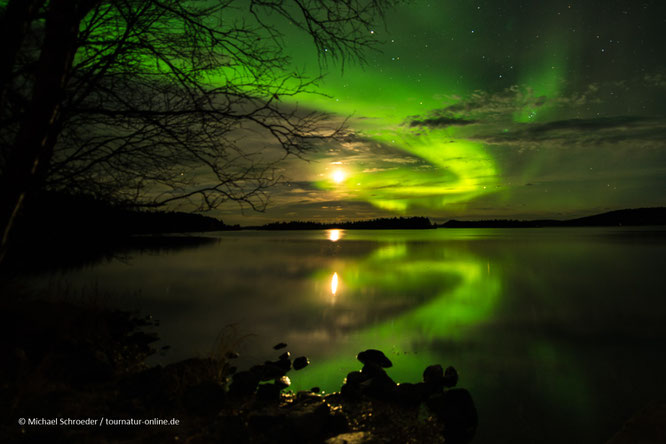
2, 288, 477, 443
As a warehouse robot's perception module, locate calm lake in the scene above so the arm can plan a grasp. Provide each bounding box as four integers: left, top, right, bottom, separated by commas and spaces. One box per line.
35, 227, 666, 443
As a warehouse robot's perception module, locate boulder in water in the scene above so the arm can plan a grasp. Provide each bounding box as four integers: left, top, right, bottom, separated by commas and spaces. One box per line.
356, 349, 392, 368
293, 356, 310, 370
443, 366, 459, 388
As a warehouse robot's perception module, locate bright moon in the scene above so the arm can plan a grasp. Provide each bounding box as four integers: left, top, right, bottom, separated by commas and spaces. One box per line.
332, 169, 345, 184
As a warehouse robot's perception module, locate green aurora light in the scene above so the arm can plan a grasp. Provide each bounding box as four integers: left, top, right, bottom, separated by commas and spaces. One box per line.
316, 132, 499, 212
252, 0, 666, 222
62, 0, 666, 222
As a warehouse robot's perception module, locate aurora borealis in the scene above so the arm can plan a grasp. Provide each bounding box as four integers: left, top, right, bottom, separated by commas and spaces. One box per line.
217, 0, 666, 224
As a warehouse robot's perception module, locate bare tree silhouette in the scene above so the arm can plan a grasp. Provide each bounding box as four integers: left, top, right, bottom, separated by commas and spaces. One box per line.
0, 0, 395, 261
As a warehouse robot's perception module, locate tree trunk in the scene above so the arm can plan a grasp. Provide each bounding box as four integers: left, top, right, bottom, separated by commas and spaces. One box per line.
0, 0, 98, 264
0, 0, 47, 110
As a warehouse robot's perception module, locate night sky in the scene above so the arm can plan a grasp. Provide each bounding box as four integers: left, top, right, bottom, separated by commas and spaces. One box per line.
217, 0, 666, 225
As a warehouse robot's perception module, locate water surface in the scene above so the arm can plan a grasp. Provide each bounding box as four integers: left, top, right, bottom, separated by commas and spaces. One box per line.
34, 227, 666, 443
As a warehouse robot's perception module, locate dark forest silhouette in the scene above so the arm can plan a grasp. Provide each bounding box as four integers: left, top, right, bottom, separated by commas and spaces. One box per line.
440, 207, 666, 228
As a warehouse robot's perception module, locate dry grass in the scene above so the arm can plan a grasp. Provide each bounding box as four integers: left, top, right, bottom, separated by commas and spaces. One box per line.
209, 324, 254, 386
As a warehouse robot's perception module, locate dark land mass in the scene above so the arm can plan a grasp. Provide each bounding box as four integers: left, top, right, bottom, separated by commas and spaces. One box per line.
254, 216, 434, 230
15, 191, 239, 237
440, 207, 666, 228
2, 192, 235, 274
250, 208, 665, 231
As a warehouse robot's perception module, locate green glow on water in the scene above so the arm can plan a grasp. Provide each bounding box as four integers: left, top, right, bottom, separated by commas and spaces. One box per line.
292, 240, 502, 391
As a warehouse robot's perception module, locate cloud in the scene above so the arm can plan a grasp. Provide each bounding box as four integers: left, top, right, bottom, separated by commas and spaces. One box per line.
474, 115, 666, 147
405, 75, 666, 151
362, 167, 397, 173
380, 157, 420, 164
411, 74, 662, 126
265, 199, 393, 221
316, 134, 430, 168
284, 181, 321, 191
409, 116, 477, 128
525, 116, 645, 133
644, 72, 666, 89
425, 85, 601, 123
435, 86, 531, 121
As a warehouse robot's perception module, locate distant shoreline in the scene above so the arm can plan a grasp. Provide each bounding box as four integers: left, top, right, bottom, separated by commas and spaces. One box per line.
437, 207, 666, 229
246, 208, 666, 230
13, 192, 666, 238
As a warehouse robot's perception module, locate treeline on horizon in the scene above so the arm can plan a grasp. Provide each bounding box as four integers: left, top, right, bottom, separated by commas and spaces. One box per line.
256, 216, 434, 230
4, 192, 239, 273
255, 208, 666, 230
441, 207, 666, 228
13, 192, 239, 243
